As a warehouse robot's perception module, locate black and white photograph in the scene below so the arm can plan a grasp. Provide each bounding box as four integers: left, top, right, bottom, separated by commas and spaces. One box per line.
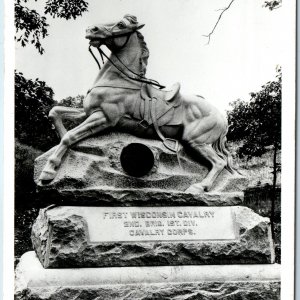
3, 0, 296, 298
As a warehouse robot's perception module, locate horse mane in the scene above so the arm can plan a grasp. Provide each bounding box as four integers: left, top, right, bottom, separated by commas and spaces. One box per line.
136, 31, 149, 76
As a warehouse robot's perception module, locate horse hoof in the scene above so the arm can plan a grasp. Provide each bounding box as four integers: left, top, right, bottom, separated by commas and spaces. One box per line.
39, 169, 57, 181
185, 184, 205, 194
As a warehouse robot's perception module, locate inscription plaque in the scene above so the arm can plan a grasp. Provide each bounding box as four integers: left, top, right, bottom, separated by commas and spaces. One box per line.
80, 207, 237, 242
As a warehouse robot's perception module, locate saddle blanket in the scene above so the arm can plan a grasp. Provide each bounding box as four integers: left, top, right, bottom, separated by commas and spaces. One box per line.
132, 83, 184, 127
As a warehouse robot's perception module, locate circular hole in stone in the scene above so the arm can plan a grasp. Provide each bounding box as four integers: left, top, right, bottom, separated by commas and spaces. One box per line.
120, 143, 154, 177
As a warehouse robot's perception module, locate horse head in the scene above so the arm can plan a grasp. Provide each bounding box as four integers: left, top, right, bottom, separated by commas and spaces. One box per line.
86, 14, 145, 49
86, 14, 149, 79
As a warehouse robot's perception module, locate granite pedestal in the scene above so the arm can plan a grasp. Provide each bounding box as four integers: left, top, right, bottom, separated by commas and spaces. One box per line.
15, 134, 280, 299
15, 252, 280, 300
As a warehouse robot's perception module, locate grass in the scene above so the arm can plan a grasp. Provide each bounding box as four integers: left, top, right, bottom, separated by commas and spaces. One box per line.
228, 142, 281, 187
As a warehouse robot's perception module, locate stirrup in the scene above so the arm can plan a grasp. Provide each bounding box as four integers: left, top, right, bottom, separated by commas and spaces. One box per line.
163, 138, 179, 152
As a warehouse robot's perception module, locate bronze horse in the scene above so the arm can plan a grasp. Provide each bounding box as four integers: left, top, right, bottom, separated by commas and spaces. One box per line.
39, 14, 235, 193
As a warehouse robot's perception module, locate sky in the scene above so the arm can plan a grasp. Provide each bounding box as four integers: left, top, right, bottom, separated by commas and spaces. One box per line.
15, 0, 284, 112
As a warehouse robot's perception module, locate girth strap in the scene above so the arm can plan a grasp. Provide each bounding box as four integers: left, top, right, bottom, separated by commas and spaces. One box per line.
150, 97, 180, 153
144, 97, 150, 125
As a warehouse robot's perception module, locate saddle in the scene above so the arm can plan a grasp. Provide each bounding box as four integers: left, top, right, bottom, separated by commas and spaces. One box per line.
131, 82, 183, 152
133, 82, 183, 127
142, 82, 181, 103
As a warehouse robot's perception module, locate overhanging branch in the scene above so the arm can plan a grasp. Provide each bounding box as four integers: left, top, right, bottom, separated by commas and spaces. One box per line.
203, 0, 236, 45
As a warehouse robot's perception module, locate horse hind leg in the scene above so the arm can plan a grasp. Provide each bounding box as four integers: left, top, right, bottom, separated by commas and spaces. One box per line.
182, 110, 229, 193
185, 143, 227, 193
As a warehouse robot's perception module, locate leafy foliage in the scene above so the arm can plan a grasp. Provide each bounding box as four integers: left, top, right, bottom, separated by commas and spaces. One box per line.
44, 0, 89, 20
58, 95, 85, 130
15, 141, 42, 261
263, 0, 282, 10
227, 67, 281, 158
15, 0, 89, 54
227, 67, 281, 238
15, 71, 59, 151
15, 141, 42, 205
59, 95, 84, 108
15, 0, 49, 54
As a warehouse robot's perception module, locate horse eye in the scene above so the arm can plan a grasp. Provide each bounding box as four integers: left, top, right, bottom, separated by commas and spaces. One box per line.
117, 22, 125, 29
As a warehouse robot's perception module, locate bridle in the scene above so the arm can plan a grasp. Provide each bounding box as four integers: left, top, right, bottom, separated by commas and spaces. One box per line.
88, 31, 165, 89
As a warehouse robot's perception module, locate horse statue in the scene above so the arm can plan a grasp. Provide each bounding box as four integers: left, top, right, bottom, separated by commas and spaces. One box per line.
39, 14, 235, 194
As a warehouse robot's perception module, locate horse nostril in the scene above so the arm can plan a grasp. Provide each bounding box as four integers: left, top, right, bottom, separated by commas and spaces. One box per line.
92, 26, 98, 32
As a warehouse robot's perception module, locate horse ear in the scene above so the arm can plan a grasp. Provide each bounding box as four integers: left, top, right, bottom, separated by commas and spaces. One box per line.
124, 14, 138, 24
137, 24, 145, 30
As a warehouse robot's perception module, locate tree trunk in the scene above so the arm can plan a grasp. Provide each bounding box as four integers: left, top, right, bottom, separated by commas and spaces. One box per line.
271, 144, 277, 239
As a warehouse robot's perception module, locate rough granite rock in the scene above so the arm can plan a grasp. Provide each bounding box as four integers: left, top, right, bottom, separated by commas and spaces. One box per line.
34, 187, 245, 207
15, 252, 281, 300
16, 282, 281, 300
34, 133, 248, 199
31, 206, 275, 268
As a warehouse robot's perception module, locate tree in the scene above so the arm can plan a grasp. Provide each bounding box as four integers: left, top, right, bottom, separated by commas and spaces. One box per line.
15, 0, 89, 54
227, 66, 281, 236
15, 0, 88, 146
263, 0, 282, 10
227, 66, 281, 158
15, 71, 59, 151
59, 95, 84, 108
57, 95, 85, 130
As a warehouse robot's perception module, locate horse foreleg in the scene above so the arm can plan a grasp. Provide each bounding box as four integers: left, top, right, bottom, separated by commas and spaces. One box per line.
185, 144, 226, 193
49, 106, 86, 138
39, 110, 109, 181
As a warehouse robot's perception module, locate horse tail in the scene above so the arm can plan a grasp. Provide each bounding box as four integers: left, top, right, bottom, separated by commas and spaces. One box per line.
212, 129, 236, 174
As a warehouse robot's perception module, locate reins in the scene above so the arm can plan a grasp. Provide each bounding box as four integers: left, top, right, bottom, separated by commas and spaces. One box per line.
88, 32, 165, 89
89, 46, 101, 70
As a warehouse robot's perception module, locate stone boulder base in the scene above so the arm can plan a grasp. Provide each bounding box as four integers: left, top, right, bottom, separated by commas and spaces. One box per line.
32, 186, 245, 207
34, 133, 248, 204
15, 252, 280, 300
31, 206, 275, 268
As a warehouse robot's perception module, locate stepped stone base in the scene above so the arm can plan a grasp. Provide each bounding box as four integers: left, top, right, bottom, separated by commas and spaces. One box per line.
15, 252, 280, 300
31, 206, 275, 268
